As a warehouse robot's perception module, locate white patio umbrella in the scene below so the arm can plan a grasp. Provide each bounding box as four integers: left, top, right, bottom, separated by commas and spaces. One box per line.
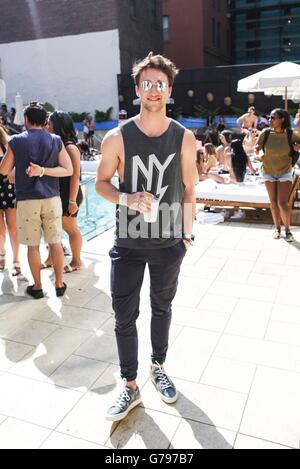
13, 92, 24, 126
237, 61, 300, 111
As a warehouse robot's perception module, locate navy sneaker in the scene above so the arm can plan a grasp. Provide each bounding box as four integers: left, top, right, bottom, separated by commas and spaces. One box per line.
105, 381, 141, 422
150, 362, 178, 404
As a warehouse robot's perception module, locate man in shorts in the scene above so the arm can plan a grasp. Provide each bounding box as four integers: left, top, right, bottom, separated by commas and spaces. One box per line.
0, 102, 73, 298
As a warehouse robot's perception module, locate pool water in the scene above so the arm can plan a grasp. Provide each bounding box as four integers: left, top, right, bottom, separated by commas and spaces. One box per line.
76, 175, 116, 241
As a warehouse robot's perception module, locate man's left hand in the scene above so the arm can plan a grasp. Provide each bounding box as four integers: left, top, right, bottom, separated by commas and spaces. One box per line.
183, 239, 192, 251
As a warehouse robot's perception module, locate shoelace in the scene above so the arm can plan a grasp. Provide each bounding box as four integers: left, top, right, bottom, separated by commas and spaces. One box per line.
153, 362, 173, 391
115, 388, 131, 407
113, 378, 132, 407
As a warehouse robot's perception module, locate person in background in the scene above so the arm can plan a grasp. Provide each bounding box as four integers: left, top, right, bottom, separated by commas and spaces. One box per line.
237, 106, 258, 132
216, 130, 232, 172
0, 102, 73, 298
10, 107, 16, 123
196, 149, 225, 184
217, 116, 227, 132
0, 124, 21, 275
0, 104, 11, 125
243, 128, 259, 158
256, 108, 300, 242
258, 113, 269, 130
42, 111, 83, 272
203, 143, 218, 172
77, 140, 90, 160
230, 139, 256, 183
82, 116, 89, 144
295, 109, 300, 134
0, 117, 8, 132
86, 112, 95, 148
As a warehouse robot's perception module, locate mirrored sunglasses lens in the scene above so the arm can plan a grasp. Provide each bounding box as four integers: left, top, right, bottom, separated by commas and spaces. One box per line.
141, 81, 152, 91
156, 81, 167, 93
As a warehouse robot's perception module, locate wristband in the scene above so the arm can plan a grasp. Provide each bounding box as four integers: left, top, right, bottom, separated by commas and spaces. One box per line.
39, 167, 45, 178
183, 233, 195, 245
119, 192, 128, 207
68, 200, 76, 205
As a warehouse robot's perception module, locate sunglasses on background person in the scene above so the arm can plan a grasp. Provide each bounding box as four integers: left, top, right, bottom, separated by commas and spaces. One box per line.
140, 80, 168, 93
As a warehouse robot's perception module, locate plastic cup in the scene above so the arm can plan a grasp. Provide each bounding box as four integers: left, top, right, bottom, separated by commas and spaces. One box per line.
143, 197, 159, 223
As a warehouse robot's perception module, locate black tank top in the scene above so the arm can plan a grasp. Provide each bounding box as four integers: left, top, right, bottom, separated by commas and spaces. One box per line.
115, 118, 185, 249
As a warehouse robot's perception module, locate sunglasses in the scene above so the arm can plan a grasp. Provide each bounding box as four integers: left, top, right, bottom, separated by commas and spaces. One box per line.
140, 80, 168, 93
28, 101, 43, 109
270, 115, 281, 120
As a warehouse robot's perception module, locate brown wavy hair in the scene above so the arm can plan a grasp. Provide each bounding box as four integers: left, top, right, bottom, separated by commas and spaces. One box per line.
132, 52, 179, 86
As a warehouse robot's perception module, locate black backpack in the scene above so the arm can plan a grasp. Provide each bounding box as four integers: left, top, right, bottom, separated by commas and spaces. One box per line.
262, 128, 299, 166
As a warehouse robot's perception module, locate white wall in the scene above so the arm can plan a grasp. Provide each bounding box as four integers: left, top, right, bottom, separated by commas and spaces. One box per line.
0, 30, 121, 117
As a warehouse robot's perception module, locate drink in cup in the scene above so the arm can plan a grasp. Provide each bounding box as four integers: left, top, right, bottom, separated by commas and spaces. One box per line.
143, 195, 159, 223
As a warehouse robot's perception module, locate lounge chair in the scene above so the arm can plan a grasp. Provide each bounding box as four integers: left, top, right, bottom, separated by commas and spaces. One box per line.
196, 173, 300, 210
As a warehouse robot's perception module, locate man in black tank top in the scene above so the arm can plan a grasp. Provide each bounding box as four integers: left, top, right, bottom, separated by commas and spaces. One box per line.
96, 53, 196, 422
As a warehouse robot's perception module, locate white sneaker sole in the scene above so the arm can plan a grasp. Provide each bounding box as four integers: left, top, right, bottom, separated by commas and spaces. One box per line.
151, 377, 178, 404
105, 398, 142, 422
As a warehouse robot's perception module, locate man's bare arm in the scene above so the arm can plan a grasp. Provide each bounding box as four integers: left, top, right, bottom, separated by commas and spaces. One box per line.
181, 130, 197, 238
237, 113, 248, 128
27, 146, 73, 177
96, 129, 153, 213
96, 130, 122, 204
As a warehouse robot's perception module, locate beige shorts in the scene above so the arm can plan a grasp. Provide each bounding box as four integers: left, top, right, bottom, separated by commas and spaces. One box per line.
16, 196, 63, 246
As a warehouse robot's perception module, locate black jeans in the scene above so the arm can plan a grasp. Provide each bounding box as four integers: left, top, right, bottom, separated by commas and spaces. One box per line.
109, 242, 186, 381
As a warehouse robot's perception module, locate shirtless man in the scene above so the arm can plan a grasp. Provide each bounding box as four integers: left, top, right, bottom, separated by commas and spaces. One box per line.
237, 106, 258, 132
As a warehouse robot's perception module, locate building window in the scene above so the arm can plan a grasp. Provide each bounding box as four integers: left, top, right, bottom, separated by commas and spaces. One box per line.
246, 40, 261, 59
246, 10, 260, 30
151, 0, 159, 25
129, 0, 137, 19
212, 18, 216, 47
163, 15, 170, 41
283, 37, 292, 53
217, 22, 221, 48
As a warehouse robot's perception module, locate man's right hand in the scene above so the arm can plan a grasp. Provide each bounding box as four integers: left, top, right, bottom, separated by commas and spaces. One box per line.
126, 192, 154, 213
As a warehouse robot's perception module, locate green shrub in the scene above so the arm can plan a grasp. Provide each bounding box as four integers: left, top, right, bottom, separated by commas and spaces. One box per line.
193, 105, 221, 118
95, 107, 113, 122
289, 108, 299, 117
173, 107, 183, 119
43, 102, 55, 112
230, 106, 246, 117
69, 112, 87, 122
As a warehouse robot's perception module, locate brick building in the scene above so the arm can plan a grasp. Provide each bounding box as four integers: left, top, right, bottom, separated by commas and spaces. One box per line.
163, 0, 231, 69
0, 0, 163, 115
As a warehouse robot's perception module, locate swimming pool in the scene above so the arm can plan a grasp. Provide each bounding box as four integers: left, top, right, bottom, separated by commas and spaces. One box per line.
76, 174, 117, 241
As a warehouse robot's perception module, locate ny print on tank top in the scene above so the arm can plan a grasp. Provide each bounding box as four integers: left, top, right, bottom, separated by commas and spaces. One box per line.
115, 119, 185, 249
